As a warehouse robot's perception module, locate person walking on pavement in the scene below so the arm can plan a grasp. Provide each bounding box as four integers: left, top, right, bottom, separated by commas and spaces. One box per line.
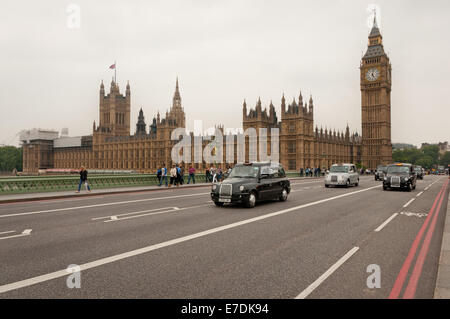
205, 168, 210, 183
159, 163, 168, 187
180, 165, 185, 185
188, 166, 196, 184
176, 164, 182, 187
156, 167, 162, 184
169, 164, 177, 187
76, 166, 91, 193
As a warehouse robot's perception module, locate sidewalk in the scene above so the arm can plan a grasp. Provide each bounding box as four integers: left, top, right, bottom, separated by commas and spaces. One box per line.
0, 176, 321, 204
434, 192, 450, 298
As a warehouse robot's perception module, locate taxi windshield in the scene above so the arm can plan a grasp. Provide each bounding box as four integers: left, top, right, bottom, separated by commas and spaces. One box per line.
414, 167, 422, 172
387, 166, 409, 175
377, 166, 387, 172
330, 166, 349, 173
228, 165, 260, 178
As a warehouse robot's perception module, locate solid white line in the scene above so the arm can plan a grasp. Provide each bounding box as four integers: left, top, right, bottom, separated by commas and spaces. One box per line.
295, 247, 360, 299
374, 213, 398, 232
0, 185, 380, 294
424, 187, 430, 191
0, 230, 16, 235
403, 198, 416, 208
416, 191, 424, 197
0, 193, 210, 219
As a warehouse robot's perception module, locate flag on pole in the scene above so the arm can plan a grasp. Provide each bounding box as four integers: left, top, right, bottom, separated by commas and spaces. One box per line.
109, 63, 116, 69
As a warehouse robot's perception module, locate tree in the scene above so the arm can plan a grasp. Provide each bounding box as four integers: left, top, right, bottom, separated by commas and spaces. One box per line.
440, 152, 450, 167
416, 156, 434, 169
0, 146, 22, 172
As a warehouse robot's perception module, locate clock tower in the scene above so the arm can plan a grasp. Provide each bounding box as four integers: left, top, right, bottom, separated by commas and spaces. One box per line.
360, 13, 392, 169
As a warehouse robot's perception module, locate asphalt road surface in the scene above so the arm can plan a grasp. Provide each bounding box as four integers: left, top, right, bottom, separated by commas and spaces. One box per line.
0, 175, 448, 299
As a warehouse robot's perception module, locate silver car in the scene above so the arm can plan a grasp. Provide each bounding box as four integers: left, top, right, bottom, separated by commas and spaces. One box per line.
325, 163, 359, 188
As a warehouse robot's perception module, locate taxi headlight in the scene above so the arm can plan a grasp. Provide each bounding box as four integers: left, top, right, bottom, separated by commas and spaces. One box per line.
212, 184, 217, 191
239, 185, 245, 191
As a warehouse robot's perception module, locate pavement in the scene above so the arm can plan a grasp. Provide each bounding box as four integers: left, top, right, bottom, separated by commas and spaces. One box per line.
434, 179, 450, 298
0, 174, 448, 298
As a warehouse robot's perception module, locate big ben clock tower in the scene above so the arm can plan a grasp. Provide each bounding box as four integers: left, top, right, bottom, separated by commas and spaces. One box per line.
360, 13, 392, 169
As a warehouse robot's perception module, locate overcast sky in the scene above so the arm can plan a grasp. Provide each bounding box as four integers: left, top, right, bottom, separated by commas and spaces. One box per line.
1, 0, 449, 147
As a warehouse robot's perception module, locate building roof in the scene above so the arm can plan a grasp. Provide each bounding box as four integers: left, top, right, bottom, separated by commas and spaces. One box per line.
363, 44, 385, 59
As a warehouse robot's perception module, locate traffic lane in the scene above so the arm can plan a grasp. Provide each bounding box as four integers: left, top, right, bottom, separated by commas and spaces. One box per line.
0, 179, 326, 232
304, 176, 447, 298
0, 178, 410, 298
0, 178, 378, 291
0, 176, 375, 215
0, 178, 328, 218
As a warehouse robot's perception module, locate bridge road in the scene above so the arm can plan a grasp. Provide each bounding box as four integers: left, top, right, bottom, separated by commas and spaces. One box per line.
0, 175, 447, 298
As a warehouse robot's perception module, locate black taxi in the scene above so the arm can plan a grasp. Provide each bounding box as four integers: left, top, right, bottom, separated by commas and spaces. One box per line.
211, 162, 291, 208
383, 163, 417, 191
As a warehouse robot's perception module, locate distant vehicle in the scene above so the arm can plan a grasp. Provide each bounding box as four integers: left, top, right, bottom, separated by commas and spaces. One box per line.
375, 165, 388, 181
414, 166, 424, 180
383, 163, 417, 192
324, 163, 359, 188
210, 162, 291, 208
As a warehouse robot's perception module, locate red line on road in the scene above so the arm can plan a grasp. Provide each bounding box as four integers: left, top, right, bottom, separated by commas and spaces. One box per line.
388, 180, 447, 299
403, 180, 449, 298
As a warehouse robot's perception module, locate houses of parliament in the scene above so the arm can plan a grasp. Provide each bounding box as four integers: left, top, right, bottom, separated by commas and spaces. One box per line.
21, 17, 392, 174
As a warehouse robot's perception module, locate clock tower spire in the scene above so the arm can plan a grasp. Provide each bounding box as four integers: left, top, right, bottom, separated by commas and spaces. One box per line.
360, 12, 392, 169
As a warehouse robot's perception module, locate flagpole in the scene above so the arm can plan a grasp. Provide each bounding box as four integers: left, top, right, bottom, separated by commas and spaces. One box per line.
114, 60, 117, 83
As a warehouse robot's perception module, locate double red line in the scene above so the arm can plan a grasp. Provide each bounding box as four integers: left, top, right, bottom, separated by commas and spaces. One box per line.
389, 179, 449, 299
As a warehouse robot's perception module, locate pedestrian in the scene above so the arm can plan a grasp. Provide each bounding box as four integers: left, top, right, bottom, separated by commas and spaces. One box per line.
159, 163, 168, 187
211, 166, 218, 183
156, 167, 162, 183
205, 168, 210, 183
318, 167, 321, 177
76, 166, 91, 193
169, 164, 177, 187
176, 164, 182, 187
180, 165, 185, 185
188, 166, 196, 184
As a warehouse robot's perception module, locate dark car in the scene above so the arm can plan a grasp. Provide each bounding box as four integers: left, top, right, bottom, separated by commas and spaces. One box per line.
210, 162, 291, 208
414, 165, 424, 180
383, 163, 417, 191
375, 165, 387, 181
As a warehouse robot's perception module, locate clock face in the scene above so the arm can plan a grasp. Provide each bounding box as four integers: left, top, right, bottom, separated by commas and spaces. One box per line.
366, 68, 380, 82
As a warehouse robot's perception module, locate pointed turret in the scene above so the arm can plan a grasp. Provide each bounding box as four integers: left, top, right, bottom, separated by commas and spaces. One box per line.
309, 95, 314, 113
126, 80, 130, 95
364, 9, 385, 58
281, 93, 286, 114
172, 77, 182, 109
135, 107, 146, 135
243, 99, 247, 118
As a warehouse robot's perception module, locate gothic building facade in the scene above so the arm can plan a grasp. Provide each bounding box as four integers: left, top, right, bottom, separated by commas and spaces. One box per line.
21, 17, 391, 174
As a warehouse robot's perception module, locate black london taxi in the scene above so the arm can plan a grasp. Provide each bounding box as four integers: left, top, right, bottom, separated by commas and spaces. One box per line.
383, 163, 417, 191
414, 165, 424, 180
211, 162, 291, 208
374, 165, 388, 181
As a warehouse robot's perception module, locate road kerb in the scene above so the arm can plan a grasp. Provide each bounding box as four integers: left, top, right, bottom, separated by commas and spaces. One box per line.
434, 188, 450, 298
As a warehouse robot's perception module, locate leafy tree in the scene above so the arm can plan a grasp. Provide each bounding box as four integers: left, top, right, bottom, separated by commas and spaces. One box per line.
0, 146, 22, 172
416, 156, 434, 169
440, 151, 450, 167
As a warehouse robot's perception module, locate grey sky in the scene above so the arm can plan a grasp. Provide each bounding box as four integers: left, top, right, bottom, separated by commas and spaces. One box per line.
1, 0, 449, 147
